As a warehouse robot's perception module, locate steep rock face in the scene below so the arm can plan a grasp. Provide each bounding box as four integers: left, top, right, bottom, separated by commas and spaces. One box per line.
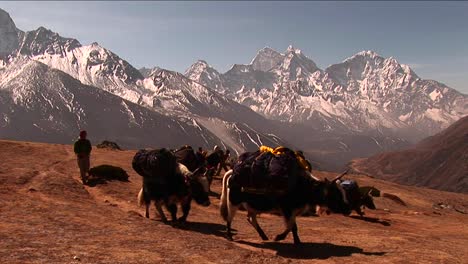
17, 27, 81, 57
251, 46, 283, 72
350, 116, 468, 193
184, 60, 226, 93
0, 9, 20, 57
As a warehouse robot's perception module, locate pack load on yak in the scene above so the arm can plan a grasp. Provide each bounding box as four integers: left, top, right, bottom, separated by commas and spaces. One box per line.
132, 148, 178, 184
173, 145, 203, 172
230, 146, 313, 195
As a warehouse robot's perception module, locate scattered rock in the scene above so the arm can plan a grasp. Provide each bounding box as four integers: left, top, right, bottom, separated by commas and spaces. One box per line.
73, 255, 80, 261
96, 140, 122, 150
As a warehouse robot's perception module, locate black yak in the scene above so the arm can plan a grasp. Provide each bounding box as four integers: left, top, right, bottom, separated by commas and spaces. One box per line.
340, 180, 379, 216
220, 148, 351, 244
133, 148, 210, 223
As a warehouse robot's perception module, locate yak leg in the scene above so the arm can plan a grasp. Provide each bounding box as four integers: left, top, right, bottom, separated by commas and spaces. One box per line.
166, 202, 178, 222
145, 202, 150, 218
225, 195, 239, 241
291, 223, 301, 244
155, 201, 168, 223
275, 209, 301, 244
357, 206, 365, 217
247, 212, 269, 241
178, 196, 192, 222
226, 204, 238, 241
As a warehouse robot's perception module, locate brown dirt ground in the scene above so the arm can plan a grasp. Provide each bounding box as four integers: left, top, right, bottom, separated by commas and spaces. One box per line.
0, 140, 467, 264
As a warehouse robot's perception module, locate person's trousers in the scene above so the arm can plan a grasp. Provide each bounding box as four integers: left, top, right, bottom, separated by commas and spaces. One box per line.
77, 155, 90, 181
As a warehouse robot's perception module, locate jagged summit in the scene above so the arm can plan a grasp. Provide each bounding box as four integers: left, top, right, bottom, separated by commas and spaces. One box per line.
286, 45, 302, 55
341, 50, 383, 64
329, 49, 419, 81
250, 46, 283, 72
356, 50, 381, 58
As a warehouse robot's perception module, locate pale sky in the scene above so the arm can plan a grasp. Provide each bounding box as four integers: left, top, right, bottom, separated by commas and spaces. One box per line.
1, 1, 467, 94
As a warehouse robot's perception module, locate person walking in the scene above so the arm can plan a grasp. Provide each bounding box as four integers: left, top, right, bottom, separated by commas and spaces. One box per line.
74, 130, 92, 184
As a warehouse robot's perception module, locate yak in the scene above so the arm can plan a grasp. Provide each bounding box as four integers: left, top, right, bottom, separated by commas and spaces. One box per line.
133, 148, 210, 223
340, 180, 379, 216
173, 145, 205, 172
173, 145, 224, 190
220, 149, 352, 244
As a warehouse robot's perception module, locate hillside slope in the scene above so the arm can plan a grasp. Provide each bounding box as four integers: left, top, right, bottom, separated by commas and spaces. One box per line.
350, 116, 468, 193
0, 140, 467, 263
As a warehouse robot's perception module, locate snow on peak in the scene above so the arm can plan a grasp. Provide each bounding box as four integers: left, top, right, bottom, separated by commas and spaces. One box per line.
343, 50, 383, 63
286, 45, 303, 55
356, 50, 381, 58
185, 59, 219, 78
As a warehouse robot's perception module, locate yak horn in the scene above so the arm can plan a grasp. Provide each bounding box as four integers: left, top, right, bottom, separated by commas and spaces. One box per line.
332, 169, 349, 182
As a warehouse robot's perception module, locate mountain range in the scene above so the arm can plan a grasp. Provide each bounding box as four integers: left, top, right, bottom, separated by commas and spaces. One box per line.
0, 8, 466, 171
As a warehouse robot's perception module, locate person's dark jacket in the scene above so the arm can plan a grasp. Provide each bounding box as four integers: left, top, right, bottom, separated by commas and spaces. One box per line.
74, 139, 92, 157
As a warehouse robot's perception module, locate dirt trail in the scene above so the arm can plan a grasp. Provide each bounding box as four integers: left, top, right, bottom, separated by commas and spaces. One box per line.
0, 140, 467, 263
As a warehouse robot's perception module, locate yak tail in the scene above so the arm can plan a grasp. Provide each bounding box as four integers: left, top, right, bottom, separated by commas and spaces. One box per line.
220, 169, 233, 222
137, 188, 144, 207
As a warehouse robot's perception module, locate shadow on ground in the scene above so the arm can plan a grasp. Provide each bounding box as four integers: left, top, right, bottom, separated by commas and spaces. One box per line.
177, 221, 232, 239
349, 215, 391, 226
237, 240, 386, 259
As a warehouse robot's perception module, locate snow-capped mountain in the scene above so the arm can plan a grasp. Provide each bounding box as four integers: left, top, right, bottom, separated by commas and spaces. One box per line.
16, 27, 145, 105
186, 46, 467, 141
184, 60, 225, 93
0, 8, 286, 154
0, 58, 224, 148
250, 46, 284, 72
0, 56, 285, 154
142, 67, 270, 124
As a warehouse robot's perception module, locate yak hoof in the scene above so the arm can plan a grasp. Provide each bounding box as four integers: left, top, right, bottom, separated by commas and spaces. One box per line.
274, 234, 287, 241
293, 238, 302, 245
